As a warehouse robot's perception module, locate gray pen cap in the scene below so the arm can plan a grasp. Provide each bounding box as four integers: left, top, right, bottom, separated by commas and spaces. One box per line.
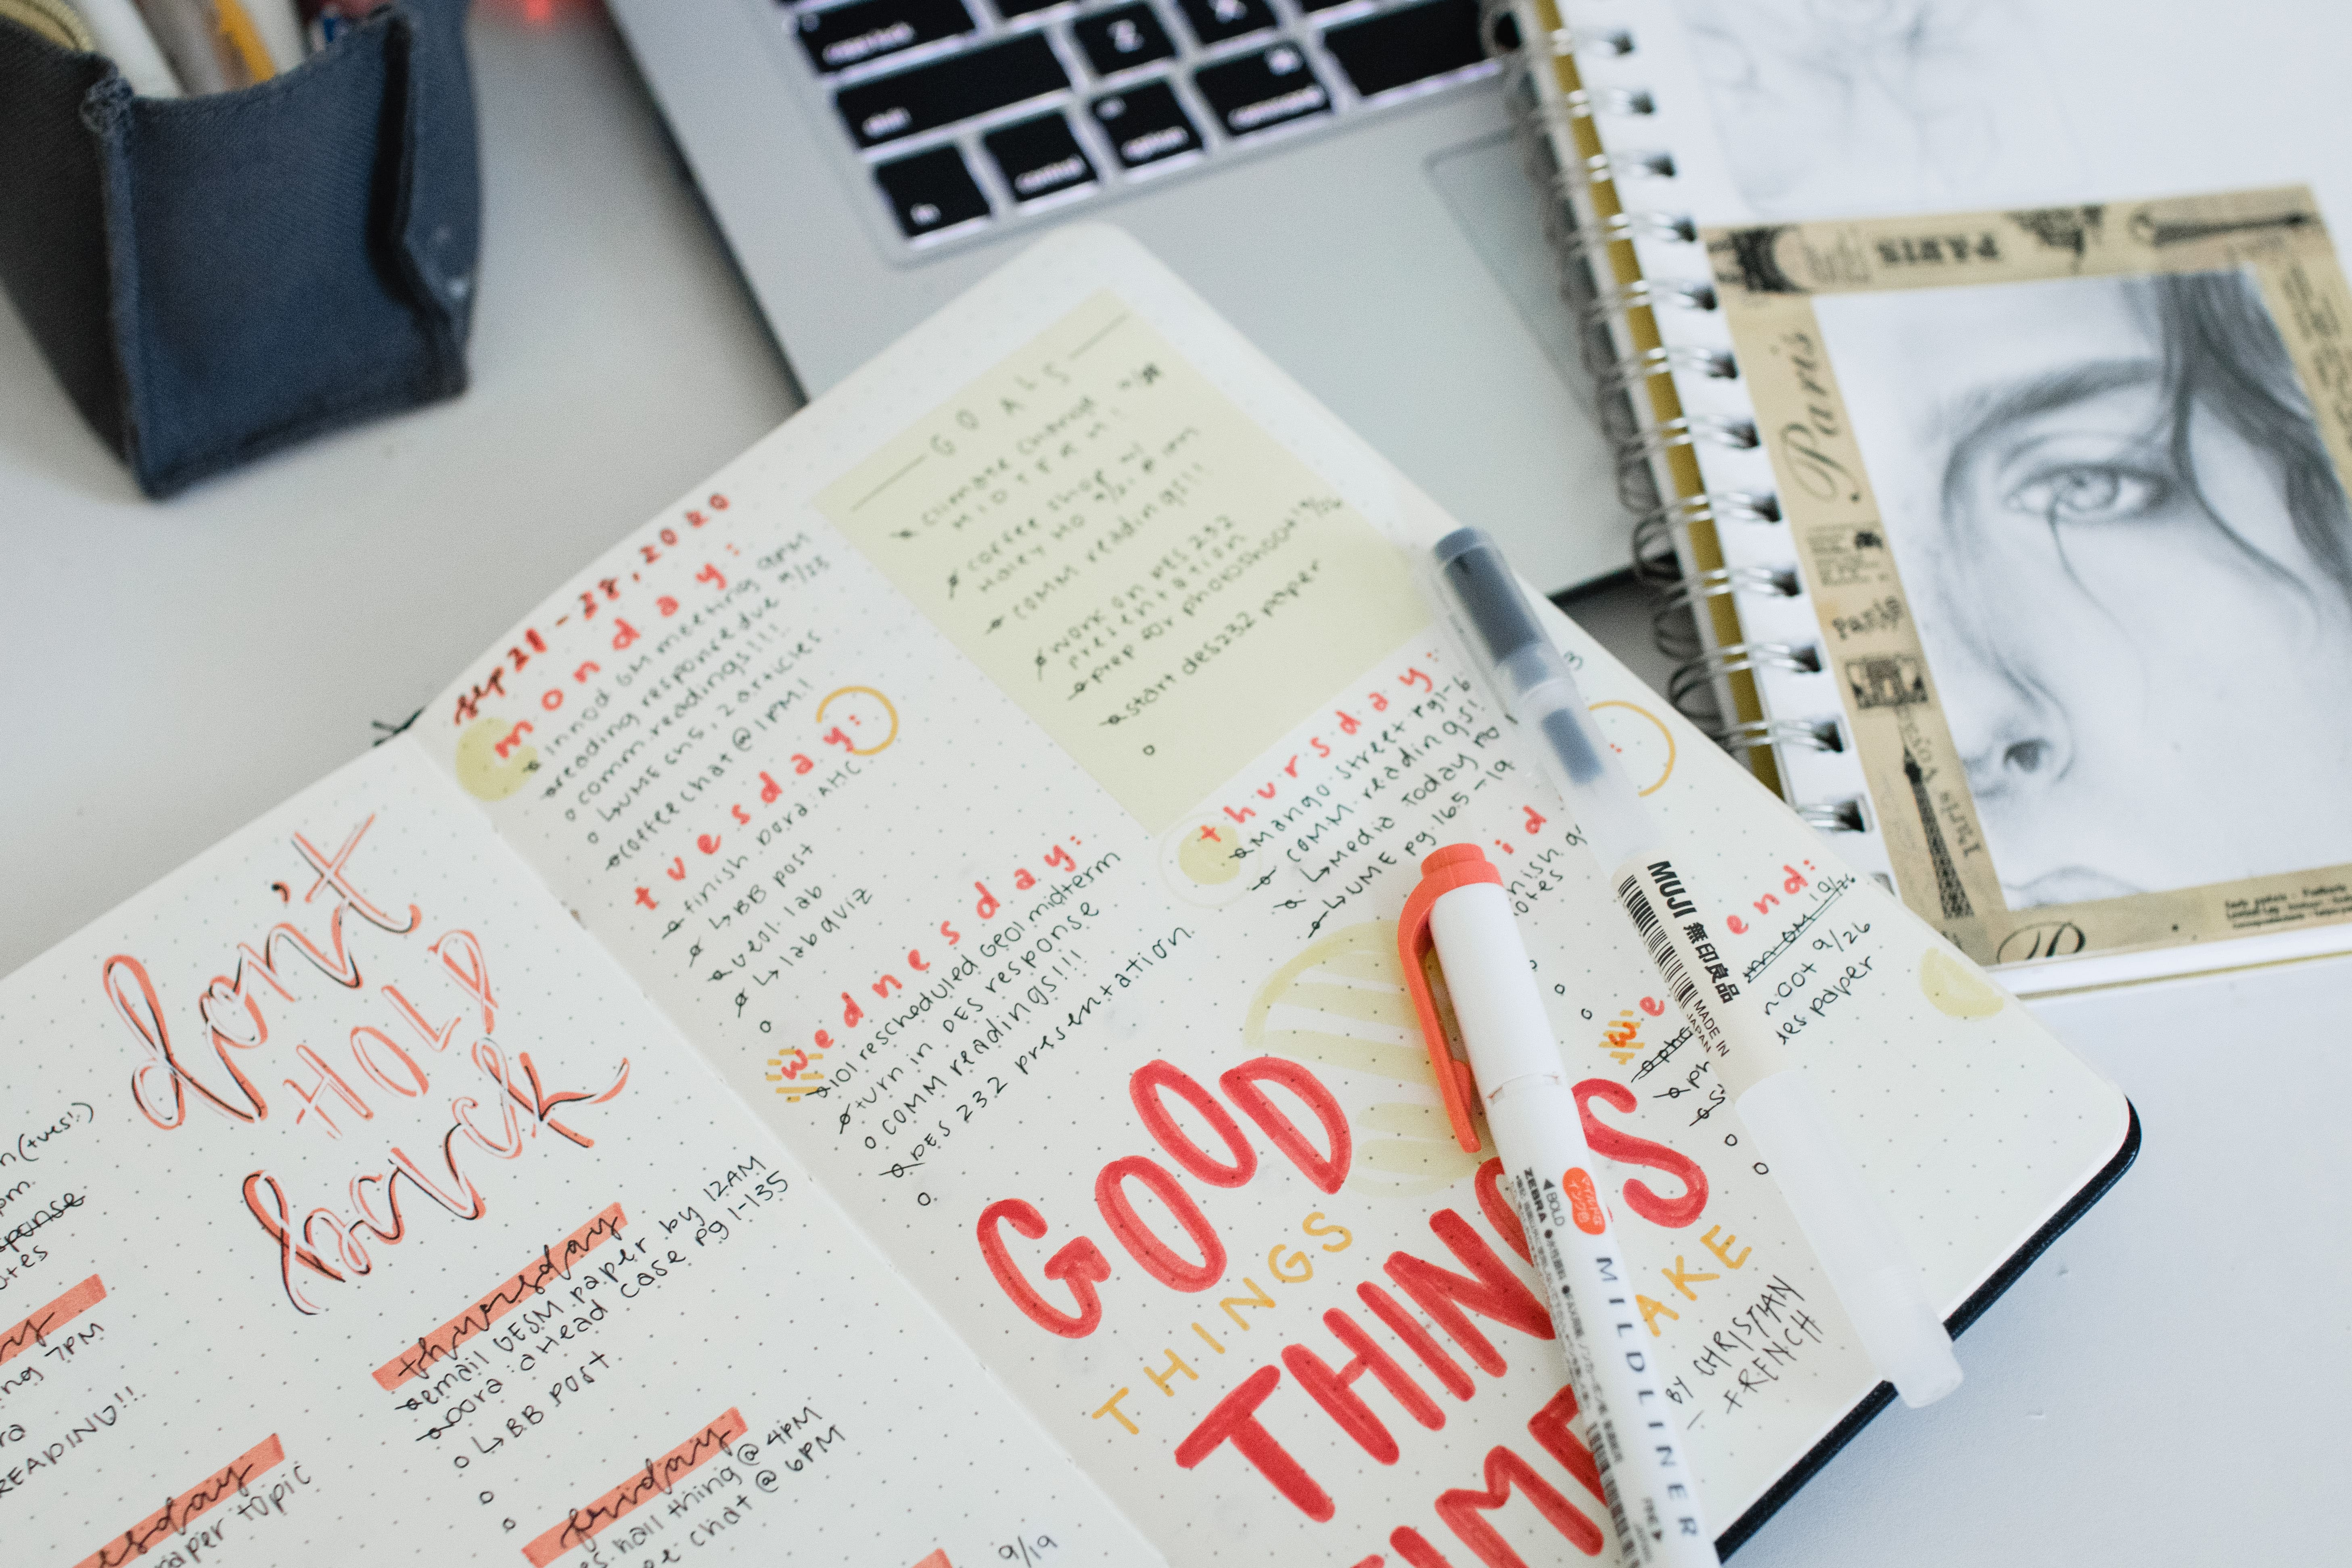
1431, 528, 1605, 785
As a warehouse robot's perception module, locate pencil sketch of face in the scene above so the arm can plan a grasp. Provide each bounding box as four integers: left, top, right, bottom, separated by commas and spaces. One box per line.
1816, 268, 2352, 907
1667, 0, 2081, 217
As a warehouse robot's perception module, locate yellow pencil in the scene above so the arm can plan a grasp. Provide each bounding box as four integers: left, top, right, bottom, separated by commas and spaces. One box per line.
210, 0, 273, 80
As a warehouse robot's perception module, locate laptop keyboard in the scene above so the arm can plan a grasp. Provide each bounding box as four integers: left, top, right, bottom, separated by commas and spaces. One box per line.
781, 0, 1495, 245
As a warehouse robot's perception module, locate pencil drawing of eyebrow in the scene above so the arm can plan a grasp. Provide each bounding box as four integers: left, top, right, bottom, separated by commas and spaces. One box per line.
1935, 358, 2160, 467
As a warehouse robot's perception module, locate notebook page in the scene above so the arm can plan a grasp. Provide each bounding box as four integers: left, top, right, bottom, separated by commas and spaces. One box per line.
1559, 0, 2352, 985
1588, 0, 2352, 232
412, 225, 2129, 1559
0, 739, 1151, 1567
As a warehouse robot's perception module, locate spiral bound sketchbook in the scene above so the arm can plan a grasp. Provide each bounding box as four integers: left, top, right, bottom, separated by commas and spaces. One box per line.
0, 226, 2133, 1566
1495, 0, 2352, 994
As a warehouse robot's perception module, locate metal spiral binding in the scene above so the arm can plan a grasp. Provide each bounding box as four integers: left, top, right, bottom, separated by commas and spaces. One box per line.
1664, 640, 1820, 723
1489, 1, 1834, 774
1595, 344, 1736, 398
1651, 563, 1798, 657
1583, 284, 1721, 430
1572, 148, 1678, 183
1494, 8, 1708, 439
1614, 415, 1757, 510
1629, 489, 1781, 585
1542, 207, 1697, 267
1721, 716, 1845, 755
1796, 799, 1869, 834
1630, 508, 1683, 586
1660, 562, 1797, 608
1551, 86, 1657, 120
1616, 414, 1756, 462
1576, 277, 1716, 333
1572, 25, 1636, 55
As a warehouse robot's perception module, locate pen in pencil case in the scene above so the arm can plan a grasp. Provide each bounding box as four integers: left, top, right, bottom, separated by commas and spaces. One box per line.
1420, 527, 1964, 1409
74, 0, 183, 96
297, 0, 383, 51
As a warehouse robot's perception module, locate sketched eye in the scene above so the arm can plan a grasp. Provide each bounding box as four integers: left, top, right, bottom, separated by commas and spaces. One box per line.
2005, 464, 2164, 524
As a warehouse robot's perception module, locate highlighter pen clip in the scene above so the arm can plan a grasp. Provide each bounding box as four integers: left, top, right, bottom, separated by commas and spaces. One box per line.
1396, 844, 1497, 1154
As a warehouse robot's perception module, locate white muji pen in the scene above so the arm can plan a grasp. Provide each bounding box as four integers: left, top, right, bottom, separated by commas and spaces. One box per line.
1419, 527, 1963, 1408
1401, 845, 1717, 1568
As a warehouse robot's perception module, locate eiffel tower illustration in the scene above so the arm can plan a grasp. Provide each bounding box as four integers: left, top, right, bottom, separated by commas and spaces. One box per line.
1903, 742, 1972, 920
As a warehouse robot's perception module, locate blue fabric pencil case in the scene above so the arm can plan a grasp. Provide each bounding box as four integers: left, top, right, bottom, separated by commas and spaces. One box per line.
0, 0, 478, 497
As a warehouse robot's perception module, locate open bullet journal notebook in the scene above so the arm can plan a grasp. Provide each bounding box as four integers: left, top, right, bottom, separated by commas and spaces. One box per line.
1500, 0, 2352, 993
1, 228, 2130, 1568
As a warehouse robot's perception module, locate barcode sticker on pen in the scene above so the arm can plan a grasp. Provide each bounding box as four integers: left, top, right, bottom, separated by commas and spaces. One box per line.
1613, 855, 1793, 1095
1618, 869, 1702, 1023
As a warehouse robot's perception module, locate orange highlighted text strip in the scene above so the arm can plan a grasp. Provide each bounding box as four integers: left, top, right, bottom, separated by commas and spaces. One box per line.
0, 1273, 105, 1367
75, 1433, 285, 1568
523, 1408, 748, 1567
375, 1202, 627, 1390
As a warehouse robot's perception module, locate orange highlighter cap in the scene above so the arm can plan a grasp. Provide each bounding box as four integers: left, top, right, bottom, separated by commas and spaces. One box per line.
1396, 843, 1501, 1154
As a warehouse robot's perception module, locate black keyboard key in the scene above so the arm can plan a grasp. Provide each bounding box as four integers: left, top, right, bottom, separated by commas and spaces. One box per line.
1322, 0, 1485, 99
874, 145, 992, 236
834, 33, 1068, 147
994, 0, 1064, 16
1089, 82, 1203, 169
1071, 4, 1174, 76
1174, 0, 1273, 44
984, 112, 1100, 201
795, 0, 972, 73
1192, 44, 1330, 137
1295, 0, 1351, 11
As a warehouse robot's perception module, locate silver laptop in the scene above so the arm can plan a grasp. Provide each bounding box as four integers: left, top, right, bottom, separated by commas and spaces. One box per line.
610, 0, 1625, 592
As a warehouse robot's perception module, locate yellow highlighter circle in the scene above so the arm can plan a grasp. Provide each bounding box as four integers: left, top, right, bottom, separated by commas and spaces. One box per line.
815, 686, 900, 755
1589, 699, 1676, 795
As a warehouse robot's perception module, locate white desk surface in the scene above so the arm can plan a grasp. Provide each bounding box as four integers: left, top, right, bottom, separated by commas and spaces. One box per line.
0, 6, 2341, 1564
